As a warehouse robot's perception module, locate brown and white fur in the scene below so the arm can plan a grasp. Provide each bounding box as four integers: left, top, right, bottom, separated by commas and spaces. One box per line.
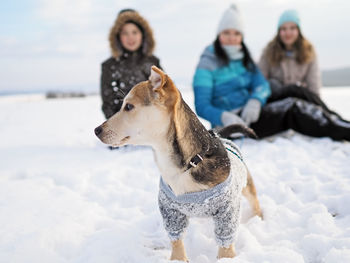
95, 66, 262, 261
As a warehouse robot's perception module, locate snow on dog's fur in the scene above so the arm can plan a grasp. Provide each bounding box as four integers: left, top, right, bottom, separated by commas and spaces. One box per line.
95, 66, 262, 261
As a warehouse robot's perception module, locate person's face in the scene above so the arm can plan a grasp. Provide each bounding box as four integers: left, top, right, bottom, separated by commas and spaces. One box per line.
279, 22, 299, 48
119, 23, 143, 52
219, 29, 242, 46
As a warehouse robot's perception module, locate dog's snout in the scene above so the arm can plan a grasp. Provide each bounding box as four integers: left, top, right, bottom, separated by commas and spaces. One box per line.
94, 126, 103, 136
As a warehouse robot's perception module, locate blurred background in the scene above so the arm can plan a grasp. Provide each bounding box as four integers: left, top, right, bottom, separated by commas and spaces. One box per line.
1, 0, 350, 95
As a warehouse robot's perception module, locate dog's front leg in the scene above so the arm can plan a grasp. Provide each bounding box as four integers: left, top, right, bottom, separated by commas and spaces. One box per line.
170, 240, 188, 262
218, 244, 236, 259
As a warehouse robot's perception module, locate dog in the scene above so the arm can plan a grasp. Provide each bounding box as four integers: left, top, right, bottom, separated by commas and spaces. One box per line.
95, 66, 262, 261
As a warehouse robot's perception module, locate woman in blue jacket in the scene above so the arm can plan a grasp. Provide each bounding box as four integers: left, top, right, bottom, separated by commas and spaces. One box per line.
193, 4, 350, 141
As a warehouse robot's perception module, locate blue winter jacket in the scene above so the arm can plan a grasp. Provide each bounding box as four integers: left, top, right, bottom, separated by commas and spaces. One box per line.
193, 45, 271, 127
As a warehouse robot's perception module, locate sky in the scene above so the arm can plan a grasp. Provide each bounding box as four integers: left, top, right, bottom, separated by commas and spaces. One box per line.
1, 0, 350, 93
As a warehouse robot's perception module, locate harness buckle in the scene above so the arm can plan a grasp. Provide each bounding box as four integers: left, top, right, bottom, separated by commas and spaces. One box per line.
189, 161, 197, 168
189, 154, 203, 168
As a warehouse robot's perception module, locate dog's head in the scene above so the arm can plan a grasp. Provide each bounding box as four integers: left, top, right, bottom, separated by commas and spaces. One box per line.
94, 66, 180, 147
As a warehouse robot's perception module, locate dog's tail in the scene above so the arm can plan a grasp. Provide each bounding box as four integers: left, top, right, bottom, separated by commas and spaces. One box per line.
215, 124, 257, 139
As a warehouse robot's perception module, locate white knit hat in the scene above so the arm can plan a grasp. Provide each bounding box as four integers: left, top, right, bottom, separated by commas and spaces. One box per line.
217, 4, 244, 36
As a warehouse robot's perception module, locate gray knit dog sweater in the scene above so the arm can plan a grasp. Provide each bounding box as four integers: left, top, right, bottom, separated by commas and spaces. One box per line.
158, 139, 247, 248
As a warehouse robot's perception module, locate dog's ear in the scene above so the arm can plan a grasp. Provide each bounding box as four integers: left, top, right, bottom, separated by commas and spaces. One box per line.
149, 66, 166, 91
149, 65, 180, 108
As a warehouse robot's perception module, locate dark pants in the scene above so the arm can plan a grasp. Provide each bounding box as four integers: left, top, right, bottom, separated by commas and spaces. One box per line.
251, 97, 350, 141
268, 83, 345, 120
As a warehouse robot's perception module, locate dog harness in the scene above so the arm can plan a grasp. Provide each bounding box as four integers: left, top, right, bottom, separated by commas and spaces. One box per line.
158, 139, 247, 248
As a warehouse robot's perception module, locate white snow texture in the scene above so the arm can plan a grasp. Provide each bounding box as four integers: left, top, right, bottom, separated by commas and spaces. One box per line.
0, 88, 350, 263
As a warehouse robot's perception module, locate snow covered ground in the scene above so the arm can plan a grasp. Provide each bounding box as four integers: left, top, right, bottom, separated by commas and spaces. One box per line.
0, 87, 350, 263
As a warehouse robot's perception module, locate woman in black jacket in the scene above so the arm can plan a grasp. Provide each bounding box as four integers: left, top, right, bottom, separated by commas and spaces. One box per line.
101, 9, 162, 119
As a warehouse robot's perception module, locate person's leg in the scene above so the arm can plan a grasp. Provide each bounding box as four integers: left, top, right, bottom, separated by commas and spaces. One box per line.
268, 82, 346, 120
267, 79, 284, 100
268, 80, 314, 103
251, 98, 350, 141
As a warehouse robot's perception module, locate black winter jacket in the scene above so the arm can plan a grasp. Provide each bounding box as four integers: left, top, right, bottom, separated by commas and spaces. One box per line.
100, 9, 162, 119
101, 52, 161, 118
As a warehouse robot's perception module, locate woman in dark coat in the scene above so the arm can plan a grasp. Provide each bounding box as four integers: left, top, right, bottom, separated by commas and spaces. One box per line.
101, 9, 162, 119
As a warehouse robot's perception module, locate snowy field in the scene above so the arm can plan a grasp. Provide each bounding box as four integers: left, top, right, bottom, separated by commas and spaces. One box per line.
0, 87, 350, 263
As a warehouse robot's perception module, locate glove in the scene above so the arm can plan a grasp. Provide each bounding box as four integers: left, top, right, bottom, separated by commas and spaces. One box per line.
221, 111, 246, 126
240, 99, 261, 126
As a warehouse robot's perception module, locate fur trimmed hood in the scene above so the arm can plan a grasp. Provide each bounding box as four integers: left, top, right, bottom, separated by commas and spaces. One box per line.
108, 10, 155, 58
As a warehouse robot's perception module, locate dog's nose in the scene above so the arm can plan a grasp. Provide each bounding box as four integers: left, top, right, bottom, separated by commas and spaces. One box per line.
94, 126, 103, 136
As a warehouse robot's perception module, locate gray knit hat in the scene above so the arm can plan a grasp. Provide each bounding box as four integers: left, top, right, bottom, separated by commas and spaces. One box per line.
217, 4, 244, 36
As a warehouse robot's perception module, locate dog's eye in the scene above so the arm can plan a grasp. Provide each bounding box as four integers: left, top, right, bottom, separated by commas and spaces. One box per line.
124, 103, 134, 112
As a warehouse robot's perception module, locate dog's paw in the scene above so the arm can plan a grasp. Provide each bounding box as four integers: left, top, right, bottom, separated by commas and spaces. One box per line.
217, 245, 235, 259
171, 240, 189, 262
170, 256, 189, 262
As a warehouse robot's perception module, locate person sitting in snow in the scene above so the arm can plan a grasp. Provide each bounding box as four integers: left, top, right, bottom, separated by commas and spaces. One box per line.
192, 4, 350, 141
258, 9, 347, 121
100, 9, 162, 119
